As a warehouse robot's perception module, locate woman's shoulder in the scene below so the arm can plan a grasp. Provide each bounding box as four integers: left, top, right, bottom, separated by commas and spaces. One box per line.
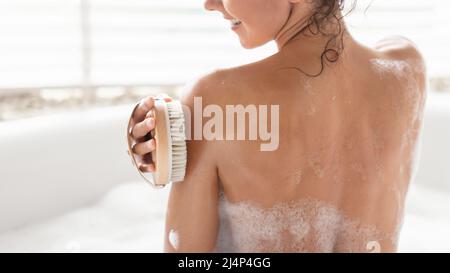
178, 68, 231, 107
370, 35, 427, 93
372, 36, 427, 78
179, 64, 265, 107
374, 35, 424, 61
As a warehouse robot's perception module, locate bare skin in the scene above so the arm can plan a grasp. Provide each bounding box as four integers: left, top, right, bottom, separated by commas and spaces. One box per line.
130, 0, 427, 252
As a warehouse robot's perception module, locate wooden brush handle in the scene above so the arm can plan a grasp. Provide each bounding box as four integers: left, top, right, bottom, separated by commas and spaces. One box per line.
151, 99, 171, 187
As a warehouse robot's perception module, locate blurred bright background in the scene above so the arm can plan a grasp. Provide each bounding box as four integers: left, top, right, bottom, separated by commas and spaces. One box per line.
1, 0, 450, 120
0, 0, 449, 252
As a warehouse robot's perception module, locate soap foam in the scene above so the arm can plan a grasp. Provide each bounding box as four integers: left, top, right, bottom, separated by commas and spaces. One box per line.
308, 156, 325, 179
370, 56, 426, 184
213, 58, 424, 253
168, 229, 180, 250
215, 192, 395, 253
305, 80, 319, 116
370, 59, 410, 78
292, 169, 303, 185
370, 57, 426, 126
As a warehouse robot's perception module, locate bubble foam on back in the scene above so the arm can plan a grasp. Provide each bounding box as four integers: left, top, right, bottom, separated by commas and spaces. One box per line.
370, 57, 426, 125
370, 57, 427, 188
215, 191, 396, 253
212, 57, 424, 253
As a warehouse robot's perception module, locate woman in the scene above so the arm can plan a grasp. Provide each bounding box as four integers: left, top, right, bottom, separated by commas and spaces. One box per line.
129, 0, 427, 252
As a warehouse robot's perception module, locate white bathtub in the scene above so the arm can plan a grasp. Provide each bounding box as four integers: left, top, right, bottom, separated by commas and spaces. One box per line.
0, 105, 140, 233
0, 93, 449, 252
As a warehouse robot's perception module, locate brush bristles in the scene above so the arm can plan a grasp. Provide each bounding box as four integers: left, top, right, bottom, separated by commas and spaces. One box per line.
166, 101, 187, 182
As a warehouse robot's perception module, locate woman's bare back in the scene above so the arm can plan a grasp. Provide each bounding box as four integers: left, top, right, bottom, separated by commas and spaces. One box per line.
160, 35, 427, 253
206, 37, 427, 252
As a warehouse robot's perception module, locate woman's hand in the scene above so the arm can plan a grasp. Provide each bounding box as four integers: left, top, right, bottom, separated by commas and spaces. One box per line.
129, 95, 172, 173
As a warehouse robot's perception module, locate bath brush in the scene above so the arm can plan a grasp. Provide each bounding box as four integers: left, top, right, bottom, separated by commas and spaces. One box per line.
126, 97, 187, 188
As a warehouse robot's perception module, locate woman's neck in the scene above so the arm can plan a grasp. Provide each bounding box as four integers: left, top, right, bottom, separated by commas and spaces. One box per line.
273, 4, 359, 73
274, 2, 314, 50
275, 4, 353, 54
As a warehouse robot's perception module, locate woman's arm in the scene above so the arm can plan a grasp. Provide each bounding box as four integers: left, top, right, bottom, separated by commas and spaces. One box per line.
164, 74, 221, 252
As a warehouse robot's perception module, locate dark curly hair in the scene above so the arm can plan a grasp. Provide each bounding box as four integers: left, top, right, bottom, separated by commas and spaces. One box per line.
278, 0, 359, 77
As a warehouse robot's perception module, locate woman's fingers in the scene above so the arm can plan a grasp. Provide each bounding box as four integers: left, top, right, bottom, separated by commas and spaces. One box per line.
133, 96, 155, 122
132, 138, 156, 155
129, 95, 172, 174
132, 117, 155, 139
139, 163, 155, 173
144, 96, 173, 119
133, 95, 173, 121
141, 152, 153, 164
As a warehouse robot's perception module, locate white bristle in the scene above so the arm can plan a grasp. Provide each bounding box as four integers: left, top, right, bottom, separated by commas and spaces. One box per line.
166, 101, 187, 182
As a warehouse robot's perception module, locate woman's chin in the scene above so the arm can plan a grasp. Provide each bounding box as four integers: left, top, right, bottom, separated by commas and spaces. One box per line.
240, 41, 254, 49
238, 36, 264, 49
236, 32, 271, 49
